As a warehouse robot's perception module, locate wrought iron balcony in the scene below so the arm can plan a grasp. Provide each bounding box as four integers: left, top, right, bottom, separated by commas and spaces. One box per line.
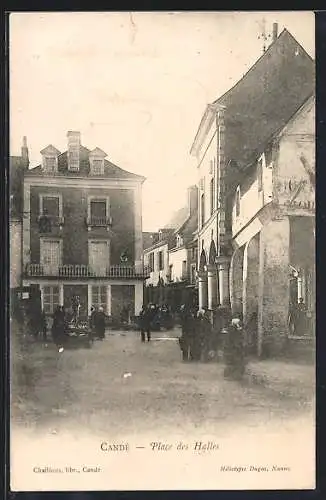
85, 216, 113, 228
25, 263, 150, 279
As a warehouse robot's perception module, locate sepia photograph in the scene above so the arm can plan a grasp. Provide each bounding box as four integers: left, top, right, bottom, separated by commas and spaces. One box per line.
9, 11, 315, 491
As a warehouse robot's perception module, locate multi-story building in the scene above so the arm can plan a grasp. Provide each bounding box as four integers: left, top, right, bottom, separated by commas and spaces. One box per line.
190, 26, 315, 357
143, 186, 198, 310
22, 131, 148, 320
10, 137, 29, 300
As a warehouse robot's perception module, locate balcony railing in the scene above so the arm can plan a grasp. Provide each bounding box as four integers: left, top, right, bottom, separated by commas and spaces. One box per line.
85, 216, 113, 228
25, 263, 150, 279
37, 215, 65, 230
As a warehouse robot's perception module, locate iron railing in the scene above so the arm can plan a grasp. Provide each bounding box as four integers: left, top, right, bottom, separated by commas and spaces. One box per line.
25, 263, 150, 279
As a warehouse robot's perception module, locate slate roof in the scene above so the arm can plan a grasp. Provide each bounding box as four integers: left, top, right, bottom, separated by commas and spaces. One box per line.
218, 29, 314, 169
163, 206, 189, 231
143, 232, 158, 250
193, 29, 314, 171
25, 145, 145, 182
177, 210, 198, 238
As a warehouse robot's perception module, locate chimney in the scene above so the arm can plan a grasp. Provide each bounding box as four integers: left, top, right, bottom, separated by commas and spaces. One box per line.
272, 23, 278, 42
188, 185, 198, 217
21, 136, 29, 168
67, 131, 80, 172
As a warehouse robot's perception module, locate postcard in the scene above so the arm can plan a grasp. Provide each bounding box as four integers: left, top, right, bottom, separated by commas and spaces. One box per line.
9, 11, 315, 491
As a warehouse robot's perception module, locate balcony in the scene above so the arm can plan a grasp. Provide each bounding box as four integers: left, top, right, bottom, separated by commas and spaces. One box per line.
37, 215, 65, 232
85, 216, 112, 229
25, 263, 150, 279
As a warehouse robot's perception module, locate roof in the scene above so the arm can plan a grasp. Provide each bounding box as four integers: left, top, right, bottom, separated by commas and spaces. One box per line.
25, 145, 145, 182
192, 29, 314, 170
163, 206, 189, 231
177, 209, 198, 238
143, 232, 158, 250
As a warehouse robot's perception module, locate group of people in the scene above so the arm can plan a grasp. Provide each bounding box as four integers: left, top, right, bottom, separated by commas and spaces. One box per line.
179, 305, 247, 380
138, 303, 174, 342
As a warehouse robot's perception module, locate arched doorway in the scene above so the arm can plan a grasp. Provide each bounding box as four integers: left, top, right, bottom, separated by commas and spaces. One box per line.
243, 233, 260, 355
207, 241, 219, 309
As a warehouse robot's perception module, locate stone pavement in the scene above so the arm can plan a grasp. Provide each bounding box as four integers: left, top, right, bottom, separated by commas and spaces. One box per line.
245, 359, 315, 399
107, 327, 315, 400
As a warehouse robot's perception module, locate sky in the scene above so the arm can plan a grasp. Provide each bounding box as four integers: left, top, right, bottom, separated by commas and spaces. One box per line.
10, 11, 314, 231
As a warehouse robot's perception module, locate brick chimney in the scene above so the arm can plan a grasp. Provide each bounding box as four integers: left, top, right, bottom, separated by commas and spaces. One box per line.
67, 131, 80, 172
188, 185, 198, 217
21, 136, 29, 168
272, 23, 278, 42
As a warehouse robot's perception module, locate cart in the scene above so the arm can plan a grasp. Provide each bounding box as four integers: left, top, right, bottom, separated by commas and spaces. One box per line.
63, 319, 93, 349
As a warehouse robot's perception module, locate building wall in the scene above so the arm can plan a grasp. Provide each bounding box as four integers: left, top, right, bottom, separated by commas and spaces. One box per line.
168, 246, 187, 282
276, 96, 315, 210
197, 121, 218, 231
10, 219, 22, 289
29, 185, 135, 266
144, 242, 169, 286
232, 163, 267, 237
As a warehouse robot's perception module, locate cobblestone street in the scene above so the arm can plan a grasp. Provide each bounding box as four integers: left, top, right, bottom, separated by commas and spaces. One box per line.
12, 327, 314, 438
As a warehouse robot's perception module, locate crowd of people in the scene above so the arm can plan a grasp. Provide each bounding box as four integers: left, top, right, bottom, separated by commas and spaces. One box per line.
178, 305, 248, 380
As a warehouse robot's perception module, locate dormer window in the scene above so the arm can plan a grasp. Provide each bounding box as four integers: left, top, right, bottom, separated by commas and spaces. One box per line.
89, 148, 107, 176
177, 235, 183, 247
40, 145, 61, 174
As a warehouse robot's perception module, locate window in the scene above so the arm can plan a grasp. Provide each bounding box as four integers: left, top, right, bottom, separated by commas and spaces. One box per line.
168, 264, 173, 281
68, 150, 79, 172
158, 251, 164, 271
91, 285, 107, 313
87, 197, 110, 226
210, 177, 215, 215
91, 159, 104, 175
89, 240, 110, 276
42, 286, 60, 314
149, 252, 154, 272
44, 157, 57, 173
257, 159, 263, 192
182, 260, 187, 279
40, 196, 60, 217
40, 239, 62, 273
201, 193, 205, 227
235, 187, 241, 217
90, 200, 107, 218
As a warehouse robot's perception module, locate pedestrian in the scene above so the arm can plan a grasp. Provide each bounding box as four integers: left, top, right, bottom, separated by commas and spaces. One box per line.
295, 298, 307, 336
179, 304, 192, 361
197, 309, 212, 362
89, 306, 96, 341
94, 306, 106, 340
139, 304, 151, 342
52, 305, 66, 351
223, 315, 247, 380
40, 309, 48, 341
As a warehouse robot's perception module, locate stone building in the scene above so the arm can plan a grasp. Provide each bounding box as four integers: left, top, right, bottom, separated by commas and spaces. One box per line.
143, 186, 198, 310
22, 131, 148, 320
190, 27, 315, 357
10, 137, 29, 302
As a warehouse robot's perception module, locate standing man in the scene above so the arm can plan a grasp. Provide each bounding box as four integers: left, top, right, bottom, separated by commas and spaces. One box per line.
94, 306, 106, 340
139, 304, 151, 342
224, 315, 246, 380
